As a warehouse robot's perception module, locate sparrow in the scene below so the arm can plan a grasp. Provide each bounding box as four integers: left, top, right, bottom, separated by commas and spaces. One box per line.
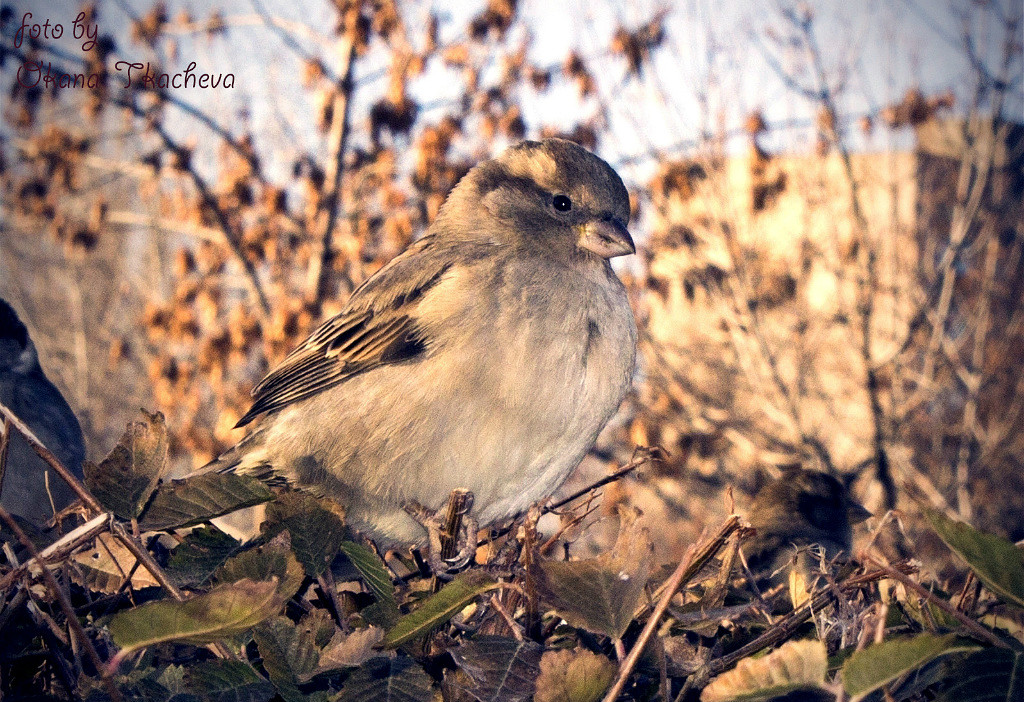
0, 298, 86, 524
742, 468, 871, 591
207, 139, 637, 547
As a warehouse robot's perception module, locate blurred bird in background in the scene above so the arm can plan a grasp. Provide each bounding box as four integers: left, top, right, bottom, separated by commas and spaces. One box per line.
0, 298, 86, 526
742, 468, 871, 601
204, 138, 638, 553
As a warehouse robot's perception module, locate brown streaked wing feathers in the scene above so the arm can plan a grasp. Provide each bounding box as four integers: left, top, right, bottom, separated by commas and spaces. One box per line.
234, 236, 457, 428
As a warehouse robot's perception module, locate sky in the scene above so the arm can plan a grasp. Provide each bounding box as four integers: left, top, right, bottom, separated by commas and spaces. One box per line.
4, 0, 1020, 190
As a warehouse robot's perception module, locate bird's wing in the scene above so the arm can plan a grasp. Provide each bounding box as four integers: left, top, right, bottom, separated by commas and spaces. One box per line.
235, 236, 460, 427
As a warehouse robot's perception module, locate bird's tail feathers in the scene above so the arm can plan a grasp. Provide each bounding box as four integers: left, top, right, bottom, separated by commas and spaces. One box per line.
184, 428, 277, 484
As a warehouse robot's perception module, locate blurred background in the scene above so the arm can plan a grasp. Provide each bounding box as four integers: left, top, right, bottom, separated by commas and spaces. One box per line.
1, 0, 1021, 571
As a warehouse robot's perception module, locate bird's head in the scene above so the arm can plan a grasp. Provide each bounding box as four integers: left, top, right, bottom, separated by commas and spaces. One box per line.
438, 138, 634, 261
751, 468, 871, 539
0, 299, 36, 373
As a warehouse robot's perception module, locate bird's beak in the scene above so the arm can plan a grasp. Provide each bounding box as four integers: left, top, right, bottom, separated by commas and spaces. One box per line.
847, 501, 872, 524
578, 217, 635, 259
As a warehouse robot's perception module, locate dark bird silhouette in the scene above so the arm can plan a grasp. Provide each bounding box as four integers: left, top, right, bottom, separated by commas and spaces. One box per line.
743, 468, 871, 591
0, 298, 85, 524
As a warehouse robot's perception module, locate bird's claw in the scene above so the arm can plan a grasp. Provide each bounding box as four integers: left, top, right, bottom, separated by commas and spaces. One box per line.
405, 489, 477, 578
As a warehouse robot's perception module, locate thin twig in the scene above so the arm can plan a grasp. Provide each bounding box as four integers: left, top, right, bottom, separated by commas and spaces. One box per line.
0, 417, 9, 501
794, 12, 896, 508
604, 515, 742, 702
0, 400, 102, 513
151, 125, 272, 319
107, 521, 185, 601
489, 593, 524, 641
0, 513, 109, 591
546, 447, 665, 514
681, 563, 900, 701
307, 9, 359, 307
634, 515, 747, 620
867, 556, 1008, 648
0, 506, 122, 702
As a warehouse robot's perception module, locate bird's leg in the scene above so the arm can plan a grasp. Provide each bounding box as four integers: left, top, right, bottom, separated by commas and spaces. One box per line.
404, 501, 446, 572
404, 489, 476, 576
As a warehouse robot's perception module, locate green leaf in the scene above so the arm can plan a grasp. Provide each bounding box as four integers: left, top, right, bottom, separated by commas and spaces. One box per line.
253, 616, 319, 702
981, 609, 1024, 645
214, 532, 306, 601
85, 410, 169, 519
534, 506, 653, 639
138, 472, 274, 531
382, 571, 499, 648
166, 526, 242, 588
702, 639, 828, 702
898, 587, 961, 631
108, 578, 286, 654
841, 633, 982, 700
449, 636, 543, 702
263, 492, 347, 578
932, 648, 1024, 702
339, 540, 399, 625
926, 510, 1024, 608
335, 657, 435, 702
184, 660, 275, 702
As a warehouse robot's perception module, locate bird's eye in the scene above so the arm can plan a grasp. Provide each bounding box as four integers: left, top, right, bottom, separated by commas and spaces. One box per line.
552, 195, 572, 212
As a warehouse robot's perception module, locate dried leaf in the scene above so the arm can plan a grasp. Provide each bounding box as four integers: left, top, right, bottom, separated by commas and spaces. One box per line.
534, 648, 616, 702
981, 608, 1024, 645
318, 627, 385, 671
72, 532, 160, 593
534, 506, 653, 639
702, 639, 828, 702
450, 635, 542, 702
302, 608, 339, 649
664, 635, 716, 677
85, 410, 168, 519
253, 616, 319, 702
